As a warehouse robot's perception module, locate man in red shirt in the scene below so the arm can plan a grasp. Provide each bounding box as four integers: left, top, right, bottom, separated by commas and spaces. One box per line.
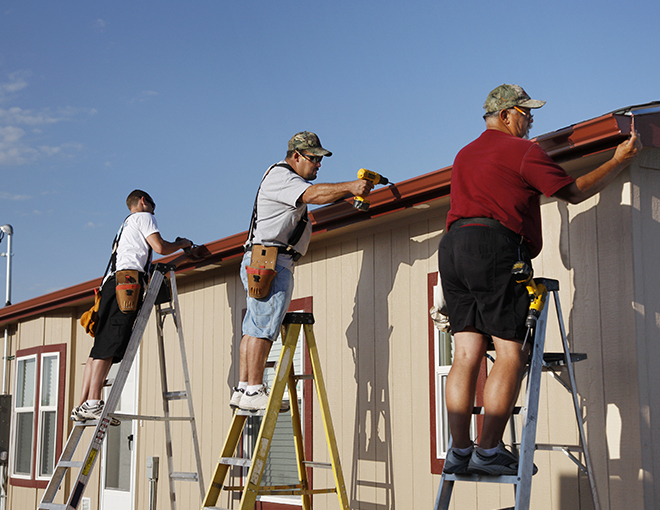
439, 84, 641, 475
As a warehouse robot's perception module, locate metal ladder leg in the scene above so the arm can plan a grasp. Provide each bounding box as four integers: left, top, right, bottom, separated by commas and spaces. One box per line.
39, 269, 167, 510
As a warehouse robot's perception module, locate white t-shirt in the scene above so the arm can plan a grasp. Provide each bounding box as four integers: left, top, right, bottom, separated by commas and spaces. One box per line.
110, 212, 159, 276
250, 162, 313, 259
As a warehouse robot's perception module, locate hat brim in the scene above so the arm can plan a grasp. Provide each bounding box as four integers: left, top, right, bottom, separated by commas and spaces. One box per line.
518, 99, 546, 109
306, 147, 332, 157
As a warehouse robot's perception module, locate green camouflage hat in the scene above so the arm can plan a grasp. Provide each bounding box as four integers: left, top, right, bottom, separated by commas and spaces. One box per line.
288, 131, 332, 157
483, 84, 546, 113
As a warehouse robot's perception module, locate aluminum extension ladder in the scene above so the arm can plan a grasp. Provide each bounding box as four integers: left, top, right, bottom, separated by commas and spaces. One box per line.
202, 312, 350, 510
435, 278, 601, 510
38, 262, 205, 510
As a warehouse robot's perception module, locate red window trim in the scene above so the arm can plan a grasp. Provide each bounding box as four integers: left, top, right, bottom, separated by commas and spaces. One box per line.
427, 273, 486, 475
10, 343, 66, 489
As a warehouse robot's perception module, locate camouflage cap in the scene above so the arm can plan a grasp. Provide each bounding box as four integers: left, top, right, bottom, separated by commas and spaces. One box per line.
483, 84, 546, 113
288, 131, 332, 157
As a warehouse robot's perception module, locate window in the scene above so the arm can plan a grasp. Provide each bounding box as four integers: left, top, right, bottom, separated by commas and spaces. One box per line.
242, 297, 313, 508
11, 344, 66, 487
428, 273, 482, 474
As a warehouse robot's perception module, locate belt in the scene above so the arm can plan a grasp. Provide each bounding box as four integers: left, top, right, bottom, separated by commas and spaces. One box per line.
450, 217, 525, 246
245, 245, 302, 262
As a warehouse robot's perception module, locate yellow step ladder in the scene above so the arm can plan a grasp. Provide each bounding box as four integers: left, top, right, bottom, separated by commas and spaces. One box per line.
202, 312, 350, 510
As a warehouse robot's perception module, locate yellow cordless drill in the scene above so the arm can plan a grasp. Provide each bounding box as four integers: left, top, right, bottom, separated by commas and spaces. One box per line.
353, 168, 390, 211
511, 261, 547, 349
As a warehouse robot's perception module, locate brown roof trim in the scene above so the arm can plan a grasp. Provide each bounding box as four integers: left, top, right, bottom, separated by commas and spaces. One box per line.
2, 105, 658, 326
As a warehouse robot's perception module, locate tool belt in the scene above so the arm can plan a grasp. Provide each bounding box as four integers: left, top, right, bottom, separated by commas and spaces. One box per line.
115, 270, 143, 313
450, 217, 526, 246
246, 245, 279, 299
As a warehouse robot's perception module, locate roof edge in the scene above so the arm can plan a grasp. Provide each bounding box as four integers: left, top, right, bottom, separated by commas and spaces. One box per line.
3, 104, 659, 325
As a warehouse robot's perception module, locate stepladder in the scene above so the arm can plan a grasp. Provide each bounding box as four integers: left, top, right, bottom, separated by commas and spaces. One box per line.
202, 312, 350, 510
435, 278, 601, 510
39, 262, 205, 510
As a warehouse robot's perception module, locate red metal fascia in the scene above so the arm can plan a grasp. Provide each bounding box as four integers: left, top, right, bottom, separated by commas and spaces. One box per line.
535, 113, 631, 160
5, 109, 658, 325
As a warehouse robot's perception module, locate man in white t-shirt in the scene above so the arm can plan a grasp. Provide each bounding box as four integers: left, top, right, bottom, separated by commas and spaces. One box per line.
231, 131, 374, 411
72, 190, 192, 423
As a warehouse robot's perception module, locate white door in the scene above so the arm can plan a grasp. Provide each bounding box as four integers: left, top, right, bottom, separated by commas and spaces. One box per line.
100, 351, 139, 510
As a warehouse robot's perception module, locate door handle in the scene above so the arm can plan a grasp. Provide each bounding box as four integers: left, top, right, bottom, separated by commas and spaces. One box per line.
127, 433, 134, 451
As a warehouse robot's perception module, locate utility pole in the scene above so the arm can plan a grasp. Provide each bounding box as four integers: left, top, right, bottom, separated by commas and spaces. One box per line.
0, 224, 13, 510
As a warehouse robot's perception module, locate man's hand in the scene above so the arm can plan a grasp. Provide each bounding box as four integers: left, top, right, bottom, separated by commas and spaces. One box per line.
348, 179, 374, 197
613, 131, 642, 166
175, 237, 193, 250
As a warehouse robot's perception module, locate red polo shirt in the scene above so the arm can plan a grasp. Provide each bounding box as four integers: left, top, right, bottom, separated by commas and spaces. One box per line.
447, 129, 574, 258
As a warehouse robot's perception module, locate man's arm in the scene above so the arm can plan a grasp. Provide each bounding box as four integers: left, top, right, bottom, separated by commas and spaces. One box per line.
146, 233, 192, 255
301, 179, 374, 205
553, 132, 642, 204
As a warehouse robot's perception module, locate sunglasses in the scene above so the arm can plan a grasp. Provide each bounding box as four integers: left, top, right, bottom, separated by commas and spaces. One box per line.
513, 106, 533, 121
297, 151, 323, 164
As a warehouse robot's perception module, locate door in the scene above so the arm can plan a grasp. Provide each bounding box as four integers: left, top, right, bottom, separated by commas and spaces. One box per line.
100, 350, 139, 510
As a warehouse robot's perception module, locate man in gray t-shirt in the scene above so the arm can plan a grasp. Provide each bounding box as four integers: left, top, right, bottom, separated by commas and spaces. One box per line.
231, 131, 374, 411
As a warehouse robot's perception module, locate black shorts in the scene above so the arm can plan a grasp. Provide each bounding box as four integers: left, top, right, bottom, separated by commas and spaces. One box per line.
89, 275, 142, 363
438, 225, 532, 341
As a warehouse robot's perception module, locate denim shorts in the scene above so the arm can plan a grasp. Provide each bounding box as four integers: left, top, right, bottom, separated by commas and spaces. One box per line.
240, 251, 294, 341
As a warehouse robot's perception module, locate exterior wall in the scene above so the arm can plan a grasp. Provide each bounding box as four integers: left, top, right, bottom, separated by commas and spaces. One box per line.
5, 148, 660, 510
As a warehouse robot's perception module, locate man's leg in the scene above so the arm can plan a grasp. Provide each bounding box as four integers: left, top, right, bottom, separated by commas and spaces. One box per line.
245, 335, 273, 386
79, 356, 113, 404
478, 336, 530, 449
445, 328, 488, 448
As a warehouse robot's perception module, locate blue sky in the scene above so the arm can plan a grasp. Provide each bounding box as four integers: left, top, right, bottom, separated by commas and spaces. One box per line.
1, 0, 658, 305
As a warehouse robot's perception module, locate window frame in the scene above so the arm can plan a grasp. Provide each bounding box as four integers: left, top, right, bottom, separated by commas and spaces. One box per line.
428, 273, 485, 474
10, 344, 66, 488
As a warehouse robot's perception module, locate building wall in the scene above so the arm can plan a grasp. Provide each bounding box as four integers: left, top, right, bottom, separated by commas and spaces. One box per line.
7, 148, 660, 510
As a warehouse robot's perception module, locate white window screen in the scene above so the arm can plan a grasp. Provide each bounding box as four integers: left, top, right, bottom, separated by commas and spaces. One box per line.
244, 323, 304, 505
14, 356, 37, 477
38, 354, 59, 478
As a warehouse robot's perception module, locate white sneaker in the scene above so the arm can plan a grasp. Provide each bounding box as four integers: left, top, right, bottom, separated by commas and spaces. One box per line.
239, 385, 290, 413
75, 400, 120, 426
229, 387, 245, 409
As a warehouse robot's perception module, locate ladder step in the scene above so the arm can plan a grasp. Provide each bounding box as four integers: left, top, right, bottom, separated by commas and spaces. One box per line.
170, 471, 199, 481
164, 390, 188, 400
443, 473, 520, 484
219, 456, 252, 467
302, 460, 332, 469
112, 413, 193, 422
203, 507, 231, 510
38, 504, 67, 510
543, 352, 587, 366
58, 460, 84, 468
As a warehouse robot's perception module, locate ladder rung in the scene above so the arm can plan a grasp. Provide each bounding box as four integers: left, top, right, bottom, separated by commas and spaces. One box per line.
302, 460, 332, 469
443, 473, 520, 485
170, 471, 199, 481
58, 460, 84, 468
38, 504, 67, 510
472, 406, 522, 415
164, 390, 188, 400
203, 507, 231, 510
292, 374, 314, 380
535, 443, 584, 453
111, 413, 193, 422
220, 456, 251, 467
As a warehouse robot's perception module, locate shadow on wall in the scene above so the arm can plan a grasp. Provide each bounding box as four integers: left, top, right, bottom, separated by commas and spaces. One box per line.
557, 173, 658, 508
345, 228, 442, 510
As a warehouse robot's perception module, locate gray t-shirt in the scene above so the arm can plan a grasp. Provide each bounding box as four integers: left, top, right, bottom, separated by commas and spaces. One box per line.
249, 162, 313, 270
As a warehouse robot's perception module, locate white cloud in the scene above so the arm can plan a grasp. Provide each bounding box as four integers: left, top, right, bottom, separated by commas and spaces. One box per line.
0, 71, 28, 101
0, 192, 31, 201
0, 73, 93, 166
